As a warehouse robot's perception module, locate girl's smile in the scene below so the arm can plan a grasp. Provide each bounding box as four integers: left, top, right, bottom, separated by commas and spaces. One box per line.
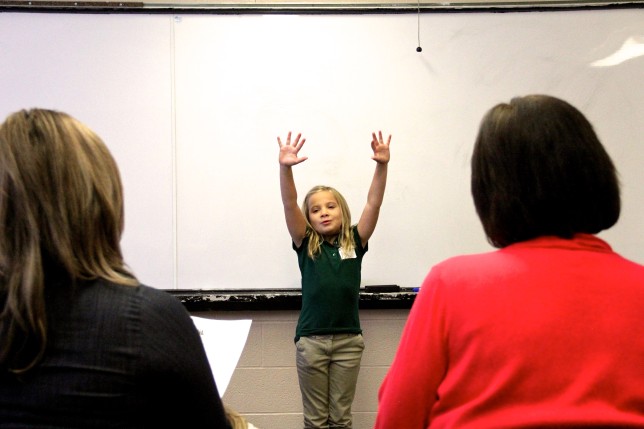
307, 190, 342, 241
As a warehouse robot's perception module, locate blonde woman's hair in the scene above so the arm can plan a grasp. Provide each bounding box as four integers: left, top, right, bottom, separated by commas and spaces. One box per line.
301, 185, 355, 259
0, 108, 136, 375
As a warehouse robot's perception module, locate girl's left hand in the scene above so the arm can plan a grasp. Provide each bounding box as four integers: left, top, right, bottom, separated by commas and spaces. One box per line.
371, 131, 391, 164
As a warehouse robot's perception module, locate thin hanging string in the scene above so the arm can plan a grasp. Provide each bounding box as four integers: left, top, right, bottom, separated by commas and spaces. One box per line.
416, 0, 423, 52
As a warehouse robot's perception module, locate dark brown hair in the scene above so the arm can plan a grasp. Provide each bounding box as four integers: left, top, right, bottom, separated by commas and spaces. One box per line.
471, 95, 620, 248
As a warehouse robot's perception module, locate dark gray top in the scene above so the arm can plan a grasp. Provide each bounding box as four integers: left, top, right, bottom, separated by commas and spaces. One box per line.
0, 279, 231, 429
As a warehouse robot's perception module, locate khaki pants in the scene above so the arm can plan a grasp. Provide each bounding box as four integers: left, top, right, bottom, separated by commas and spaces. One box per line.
295, 334, 365, 429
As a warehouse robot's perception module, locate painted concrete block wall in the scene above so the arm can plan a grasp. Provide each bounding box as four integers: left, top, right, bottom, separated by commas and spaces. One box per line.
193, 309, 410, 429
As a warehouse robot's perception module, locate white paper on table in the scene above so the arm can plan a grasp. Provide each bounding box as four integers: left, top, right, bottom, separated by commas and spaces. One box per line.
190, 316, 252, 397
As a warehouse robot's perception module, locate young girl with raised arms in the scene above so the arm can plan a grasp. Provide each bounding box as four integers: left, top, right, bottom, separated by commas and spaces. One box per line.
277, 130, 391, 429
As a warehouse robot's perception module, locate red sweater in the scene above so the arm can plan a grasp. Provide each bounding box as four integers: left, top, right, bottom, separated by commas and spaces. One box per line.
375, 234, 644, 428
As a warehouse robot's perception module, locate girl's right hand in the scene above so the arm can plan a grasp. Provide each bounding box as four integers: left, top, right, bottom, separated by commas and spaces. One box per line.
277, 131, 308, 167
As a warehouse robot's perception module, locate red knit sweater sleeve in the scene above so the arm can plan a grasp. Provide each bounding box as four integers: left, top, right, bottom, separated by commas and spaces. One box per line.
374, 268, 447, 429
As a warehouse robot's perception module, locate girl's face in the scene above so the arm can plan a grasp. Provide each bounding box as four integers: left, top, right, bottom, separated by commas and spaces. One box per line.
307, 190, 342, 241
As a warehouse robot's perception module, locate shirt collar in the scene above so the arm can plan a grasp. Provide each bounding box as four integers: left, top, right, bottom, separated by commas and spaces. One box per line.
506, 233, 613, 253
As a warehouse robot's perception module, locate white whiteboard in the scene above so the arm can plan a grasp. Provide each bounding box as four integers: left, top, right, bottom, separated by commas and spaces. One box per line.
1, 8, 643, 290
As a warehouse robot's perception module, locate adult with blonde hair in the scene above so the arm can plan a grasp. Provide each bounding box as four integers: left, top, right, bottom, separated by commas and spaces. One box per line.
0, 109, 231, 428
375, 95, 644, 428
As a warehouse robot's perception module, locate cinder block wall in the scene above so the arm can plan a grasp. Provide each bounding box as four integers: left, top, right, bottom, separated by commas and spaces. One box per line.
193, 309, 410, 429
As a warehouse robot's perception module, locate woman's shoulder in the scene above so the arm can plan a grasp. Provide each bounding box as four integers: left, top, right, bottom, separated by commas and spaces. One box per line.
135, 283, 190, 316
424, 249, 507, 288
94, 279, 190, 320
434, 249, 500, 270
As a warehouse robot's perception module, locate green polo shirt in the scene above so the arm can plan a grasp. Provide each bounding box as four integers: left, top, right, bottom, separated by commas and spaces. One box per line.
294, 226, 367, 342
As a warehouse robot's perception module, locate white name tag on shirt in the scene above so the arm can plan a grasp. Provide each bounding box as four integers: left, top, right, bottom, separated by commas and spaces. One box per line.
339, 247, 357, 259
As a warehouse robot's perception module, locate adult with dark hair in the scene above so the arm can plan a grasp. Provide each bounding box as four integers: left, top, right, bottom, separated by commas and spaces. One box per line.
374, 95, 644, 428
0, 109, 231, 428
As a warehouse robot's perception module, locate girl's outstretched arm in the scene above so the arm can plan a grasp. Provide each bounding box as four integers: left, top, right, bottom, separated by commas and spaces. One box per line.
278, 131, 308, 248
357, 131, 391, 246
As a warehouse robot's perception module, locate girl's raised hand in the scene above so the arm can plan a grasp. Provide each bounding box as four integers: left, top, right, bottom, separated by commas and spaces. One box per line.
277, 132, 308, 167
371, 131, 391, 164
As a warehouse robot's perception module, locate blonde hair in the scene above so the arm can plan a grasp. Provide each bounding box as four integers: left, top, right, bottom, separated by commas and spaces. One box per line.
301, 185, 355, 259
0, 108, 136, 374
225, 406, 249, 429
